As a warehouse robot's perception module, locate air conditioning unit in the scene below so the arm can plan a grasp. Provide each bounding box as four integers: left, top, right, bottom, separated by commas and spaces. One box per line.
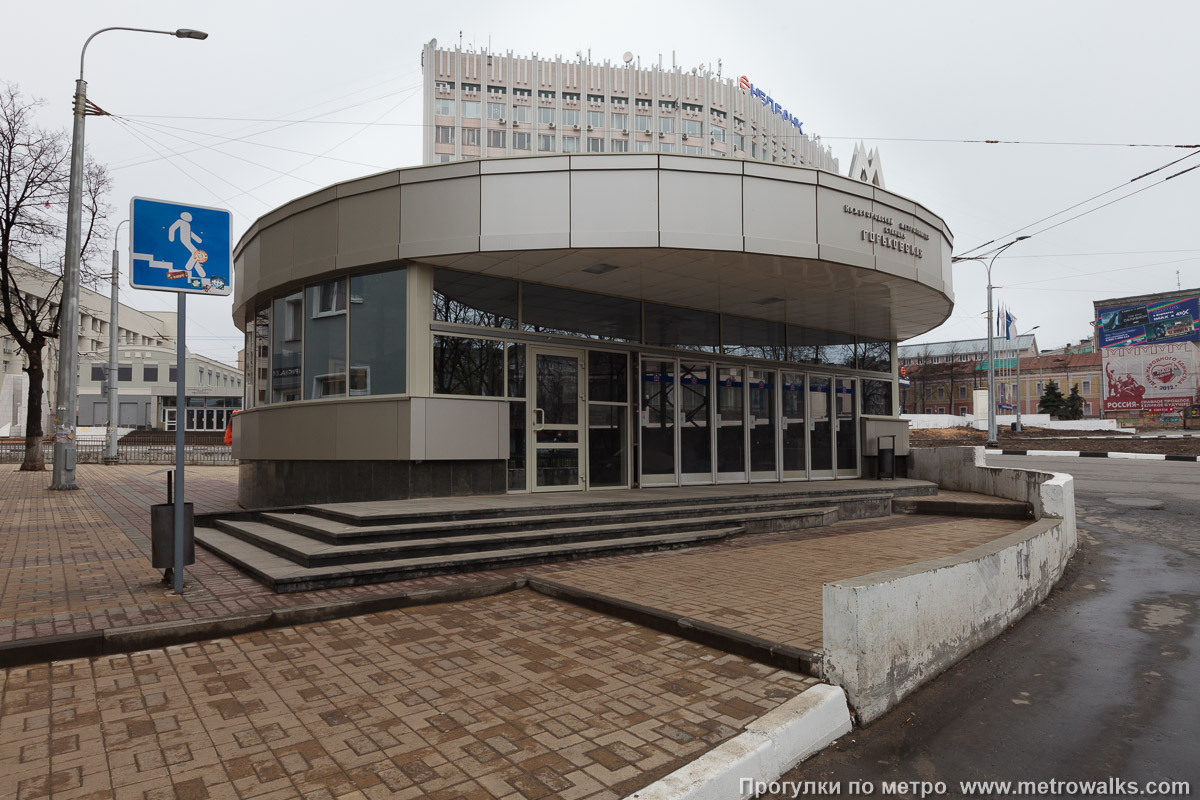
658, 131, 665, 138
573, 123, 580, 130
681, 133, 688, 140
499, 118, 506, 125
513, 121, 519, 127
622, 129, 629, 135
548, 122, 555, 128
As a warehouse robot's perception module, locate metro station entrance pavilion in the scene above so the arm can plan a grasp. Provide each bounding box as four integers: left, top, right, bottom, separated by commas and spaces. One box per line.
232, 155, 953, 508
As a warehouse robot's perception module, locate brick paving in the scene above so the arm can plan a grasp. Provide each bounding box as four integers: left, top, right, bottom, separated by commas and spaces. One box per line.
543, 515, 1030, 652
0, 590, 816, 800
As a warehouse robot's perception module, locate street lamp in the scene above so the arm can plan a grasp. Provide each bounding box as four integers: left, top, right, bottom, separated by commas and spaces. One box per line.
104, 218, 129, 464
1014, 325, 1040, 433
951, 235, 1030, 449
51, 26, 208, 489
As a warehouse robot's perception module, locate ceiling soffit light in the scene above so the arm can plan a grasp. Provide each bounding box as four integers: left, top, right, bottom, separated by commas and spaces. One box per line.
582, 264, 619, 275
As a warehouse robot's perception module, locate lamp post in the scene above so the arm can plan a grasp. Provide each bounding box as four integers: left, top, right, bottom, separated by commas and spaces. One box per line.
952, 236, 1029, 449
1014, 325, 1040, 433
104, 218, 129, 464
51, 26, 208, 489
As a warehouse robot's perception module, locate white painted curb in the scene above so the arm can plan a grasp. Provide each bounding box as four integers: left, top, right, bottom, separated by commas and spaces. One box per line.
623, 684, 852, 800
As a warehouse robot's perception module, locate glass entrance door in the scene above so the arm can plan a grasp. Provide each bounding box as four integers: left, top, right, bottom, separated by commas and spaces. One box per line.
809, 375, 834, 479
716, 366, 747, 483
782, 371, 806, 480
835, 377, 859, 477
531, 348, 584, 491
749, 369, 778, 481
679, 363, 713, 484
640, 358, 677, 486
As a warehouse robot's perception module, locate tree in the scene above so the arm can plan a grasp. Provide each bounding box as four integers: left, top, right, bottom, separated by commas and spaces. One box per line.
1064, 383, 1085, 420
1037, 380, 1067, 419
1, 84, 111, 470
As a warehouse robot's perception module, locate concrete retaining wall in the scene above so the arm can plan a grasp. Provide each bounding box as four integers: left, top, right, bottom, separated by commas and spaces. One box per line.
822, 446, 1076, 723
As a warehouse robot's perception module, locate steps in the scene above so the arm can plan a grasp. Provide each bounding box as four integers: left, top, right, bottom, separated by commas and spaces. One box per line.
196, 486, 922, 594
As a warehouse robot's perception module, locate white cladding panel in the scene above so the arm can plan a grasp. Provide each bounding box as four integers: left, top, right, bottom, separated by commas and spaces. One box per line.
742, 176, 818, 259
480, 171, 571, 251
659, 169, 742, 251
569, 169, 660, 248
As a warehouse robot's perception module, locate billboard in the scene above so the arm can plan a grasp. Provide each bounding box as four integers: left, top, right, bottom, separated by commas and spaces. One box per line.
1096, 297, 1198, 349
1102, 342, 1200, 414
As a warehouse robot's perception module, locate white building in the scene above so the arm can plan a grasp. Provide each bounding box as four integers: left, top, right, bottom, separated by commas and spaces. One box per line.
422, 40, 840, 171
0, 257, 241, 436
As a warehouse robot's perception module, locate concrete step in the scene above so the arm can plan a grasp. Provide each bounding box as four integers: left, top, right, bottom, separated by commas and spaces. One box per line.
195, 526, 742, 593
216, 506, 837, 567
892, 496, 1033, 520
258, 498, 853, 544
302, 485, 917, 526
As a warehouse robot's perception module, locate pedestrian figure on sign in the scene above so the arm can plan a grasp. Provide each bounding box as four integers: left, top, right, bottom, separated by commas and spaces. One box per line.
168, 212, 209, 286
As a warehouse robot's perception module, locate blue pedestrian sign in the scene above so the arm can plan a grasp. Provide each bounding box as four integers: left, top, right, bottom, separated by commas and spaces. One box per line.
129, 197, 232, 296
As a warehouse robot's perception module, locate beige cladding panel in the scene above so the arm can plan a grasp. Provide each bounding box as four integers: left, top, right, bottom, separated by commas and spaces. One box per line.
333, 400, 401, 460
291, 201, 338, 275
424, 397, 506, 460
250, 402, 338, 460
479, 171, 570, 251
336, 187, 401, 270
256, 217, 295, 299
399, 176, 480, 258
816, 186, 875, 271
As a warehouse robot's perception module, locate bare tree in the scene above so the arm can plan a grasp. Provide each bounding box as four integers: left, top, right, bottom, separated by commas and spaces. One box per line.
0, 84, 111, 470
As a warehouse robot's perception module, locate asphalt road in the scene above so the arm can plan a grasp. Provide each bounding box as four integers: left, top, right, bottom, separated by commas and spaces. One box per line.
766, 455, 1200, 798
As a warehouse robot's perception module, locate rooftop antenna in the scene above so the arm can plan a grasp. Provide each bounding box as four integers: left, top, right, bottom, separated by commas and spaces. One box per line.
1178, 269, 1182, 290
458, 30, 462, 49
623, 51, 633, 65
717, 58, 722, 79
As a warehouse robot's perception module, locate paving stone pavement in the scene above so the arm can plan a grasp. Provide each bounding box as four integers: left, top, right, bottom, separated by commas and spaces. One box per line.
543, 516, 1030, 651
0, 590, 817, 800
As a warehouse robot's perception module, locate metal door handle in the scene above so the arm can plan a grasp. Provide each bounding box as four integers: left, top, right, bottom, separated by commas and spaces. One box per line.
534, 408, 545, 429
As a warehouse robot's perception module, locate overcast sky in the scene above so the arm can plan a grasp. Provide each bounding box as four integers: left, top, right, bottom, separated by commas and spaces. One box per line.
6, 0, 1198, 364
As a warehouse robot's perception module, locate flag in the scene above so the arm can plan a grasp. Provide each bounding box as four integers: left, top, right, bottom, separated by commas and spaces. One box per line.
1005, 308, 1016, 340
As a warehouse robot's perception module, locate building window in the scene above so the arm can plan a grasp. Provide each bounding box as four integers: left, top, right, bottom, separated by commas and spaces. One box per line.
1036, 382, 1044, 393
658, 143, 675, 153
658, 100, 676, 111
437, 154, 453, 163
434, 98, 454, 116
144, 365, 158, 382
1082, 379, 1091, 393
958, 386, 967, 399
611, 112, 628, 130
563, 135, 580, 153
722, 315, 785, 360
461, 100, 481, 119
435, 81, 453, 91
857, 340, 891, 372
305, 279, 347, 400
562, 92, 580, 103
634, 140, 651, 152
513, 104, 530, 123
272, 291, 303, 403
734, 133, 746, 151
90, 364, 105, 381
433, 269, 518, 329
682, 119, 702, 137
462, 127, 480, 147
538, 134, 555, 152
513, 88, 531, 97
513, 132, 531, 150
433, 336, 504, 397
521, 284, 641, 342
169, 365, 178, 383
587, 137, 604, 153
937, 386, 946, 400
587, 111, 604, 128
610, 139, 628, 153
659, 117, 675, 134
862, 379, 893, 416
711, 126, 726, 143
349, 269, 406, 396
644, 303, 720, 352
682, 145, 703, 155
118, 364, 132, 382
487, 129, 506, 148
562, 108, 580, 127
538, 90, 556, 100
635, 98, 651, 108
635, 115, 651, 132
435, 126, 455, 144
1084, 402, 1092, 414
538, 106, 554, 124
487, 102, 506, 120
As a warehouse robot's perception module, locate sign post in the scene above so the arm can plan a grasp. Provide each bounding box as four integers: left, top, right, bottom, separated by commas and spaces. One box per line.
130, 197, 232, 594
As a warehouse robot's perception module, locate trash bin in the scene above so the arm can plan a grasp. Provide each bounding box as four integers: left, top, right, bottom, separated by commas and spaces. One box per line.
878, 435, 896, 480
150, 502, 195, 569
